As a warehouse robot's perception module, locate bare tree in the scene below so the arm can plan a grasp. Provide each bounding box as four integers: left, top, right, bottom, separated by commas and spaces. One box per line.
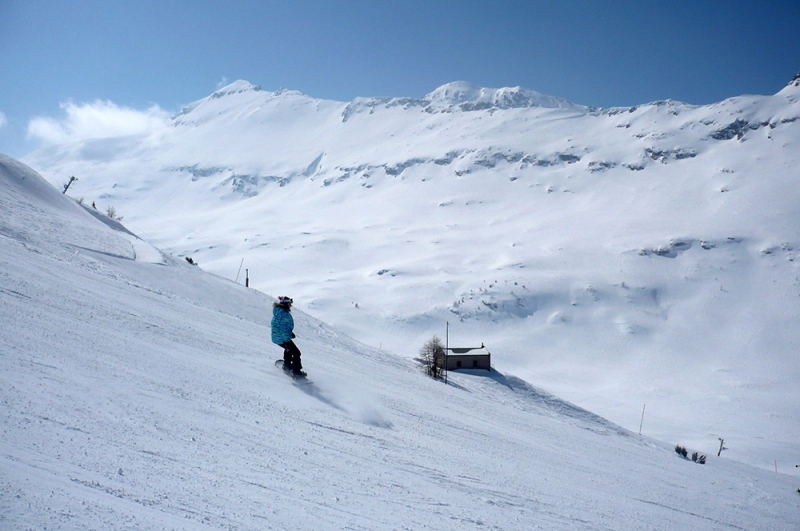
106, 206, 123, 221
419, 335, 446, 379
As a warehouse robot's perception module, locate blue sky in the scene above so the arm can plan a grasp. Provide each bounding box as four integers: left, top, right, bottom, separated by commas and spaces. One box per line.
1, 0, 798, 156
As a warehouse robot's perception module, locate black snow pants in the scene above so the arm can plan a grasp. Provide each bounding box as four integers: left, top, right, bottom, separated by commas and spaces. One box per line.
281, 340, 302, 372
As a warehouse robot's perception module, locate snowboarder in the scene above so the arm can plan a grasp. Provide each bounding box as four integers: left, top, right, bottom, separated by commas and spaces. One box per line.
271, 296, 305, 377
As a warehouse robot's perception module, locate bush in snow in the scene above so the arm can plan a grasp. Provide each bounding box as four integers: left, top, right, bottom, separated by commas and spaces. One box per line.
106, 205, 123, 221
674, 445, 708, 464
419, 335, 446, 380
691, 451, 706, 464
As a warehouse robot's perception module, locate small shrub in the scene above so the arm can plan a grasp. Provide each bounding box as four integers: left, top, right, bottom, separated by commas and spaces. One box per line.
697, 454, 706, 464
675, 445, 688, 458
105, 205, 124, 221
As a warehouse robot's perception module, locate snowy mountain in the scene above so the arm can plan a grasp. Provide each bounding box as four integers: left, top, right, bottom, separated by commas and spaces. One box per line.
2, 152, 798, 530
21, 75, 800, 475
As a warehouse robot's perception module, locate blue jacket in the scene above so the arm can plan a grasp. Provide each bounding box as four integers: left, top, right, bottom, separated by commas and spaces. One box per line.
271, 305, 294, 345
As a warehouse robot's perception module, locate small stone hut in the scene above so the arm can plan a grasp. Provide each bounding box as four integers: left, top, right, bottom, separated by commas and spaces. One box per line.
445, 344, 491, 371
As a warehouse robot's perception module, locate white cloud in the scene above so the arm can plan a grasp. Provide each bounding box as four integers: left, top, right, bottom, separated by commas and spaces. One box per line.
0, 111, 7, 129
27, 100, 169, 145
216, 77, 229, 89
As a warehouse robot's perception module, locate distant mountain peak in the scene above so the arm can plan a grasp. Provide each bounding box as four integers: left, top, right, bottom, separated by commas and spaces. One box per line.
211, 80, 262, 99
425, 81, 485, 104
272, 87, 309, 98
424, 81, 582, 111
777, 71, 800, 99
172, 80, 265, 119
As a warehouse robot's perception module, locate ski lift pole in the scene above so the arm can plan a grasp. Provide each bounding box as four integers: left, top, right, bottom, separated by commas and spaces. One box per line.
638, 403, 646, 436
445, 321, 449, 384
62, 176, 78, 194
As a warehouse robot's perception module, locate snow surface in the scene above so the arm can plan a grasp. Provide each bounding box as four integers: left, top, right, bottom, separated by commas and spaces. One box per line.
20, 76, 800, 477
2, 152, 799, 530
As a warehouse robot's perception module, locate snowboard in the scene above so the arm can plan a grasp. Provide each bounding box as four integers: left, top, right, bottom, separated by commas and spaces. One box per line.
275, 359, 310, 382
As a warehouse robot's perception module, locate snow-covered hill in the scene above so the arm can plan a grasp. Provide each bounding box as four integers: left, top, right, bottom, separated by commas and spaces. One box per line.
2, 153, 798, 530
21, 74, 800, 474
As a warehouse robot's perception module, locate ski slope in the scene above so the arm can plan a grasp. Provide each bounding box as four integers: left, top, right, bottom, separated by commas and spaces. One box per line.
2, 152, 798, 530
21, 74, 800, 475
